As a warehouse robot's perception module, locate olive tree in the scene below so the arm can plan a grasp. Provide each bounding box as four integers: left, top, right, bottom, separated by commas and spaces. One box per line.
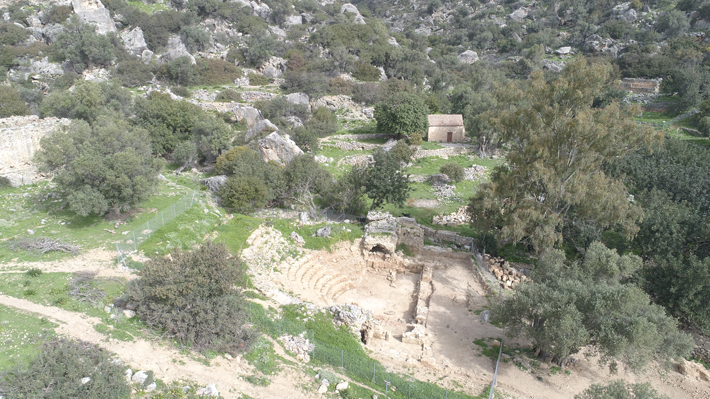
34, 116, 163, 219
494, 242, 693, 370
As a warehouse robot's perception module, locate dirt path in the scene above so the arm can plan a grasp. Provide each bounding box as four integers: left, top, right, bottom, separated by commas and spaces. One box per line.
0, 295, 317, 399
0, 249, 136, 279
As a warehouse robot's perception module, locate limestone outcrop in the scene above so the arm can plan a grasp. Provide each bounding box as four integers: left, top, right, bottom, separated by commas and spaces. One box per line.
249, 132, 303, 165
72, 0, 116, 34
0, 116, 71, 186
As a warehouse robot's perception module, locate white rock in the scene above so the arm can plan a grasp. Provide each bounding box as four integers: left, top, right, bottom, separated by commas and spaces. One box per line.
124, 368, 133, 382
457, 50, 478, 64
27, 229, 34, 235
317, 382, 328, 393
123, 309, 136, 319
145, 382, 157, 392
555, 46, 572, 55
104, 306, 112, 313
81, 377, 91, 385
335, 381, 349, 391
131, 370, 148, 385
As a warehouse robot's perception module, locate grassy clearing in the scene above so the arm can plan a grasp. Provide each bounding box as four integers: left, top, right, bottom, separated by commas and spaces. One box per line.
127, 0, 167, 13
139, 202, 227, 257
0, 304, 57, 370
270, 219, 363, 251
0, 173, 197, 264
667, 127, 710, 147
418, 141, 445, 150
214, 214, 263, 255
409, 155, 500, 176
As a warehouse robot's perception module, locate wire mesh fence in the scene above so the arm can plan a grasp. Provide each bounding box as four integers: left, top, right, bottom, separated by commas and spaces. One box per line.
116, 190, 199, 265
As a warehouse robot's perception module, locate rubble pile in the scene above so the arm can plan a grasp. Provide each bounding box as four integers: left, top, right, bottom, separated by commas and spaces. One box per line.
485, 256, 529, 289
432, 206, 470, 226
279, 334, 315, 363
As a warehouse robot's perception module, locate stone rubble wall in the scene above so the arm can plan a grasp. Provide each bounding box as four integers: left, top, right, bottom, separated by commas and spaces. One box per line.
618, 78, 662, 94
412, 146, 472, 159
0, 116, 71, 186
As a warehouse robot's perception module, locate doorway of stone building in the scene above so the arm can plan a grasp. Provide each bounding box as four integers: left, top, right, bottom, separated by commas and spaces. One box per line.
447, 132, 453, 142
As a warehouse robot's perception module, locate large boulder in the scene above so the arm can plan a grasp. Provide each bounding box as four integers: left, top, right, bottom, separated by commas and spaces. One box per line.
250, 1, 271, 19
340, 3, 366, 24
249, 132, 304, 165
72, 0, 116, 34
203, 175, 228, 192
457, 50, 479, 64
160, 36, 196, 64
508, 7, 528, 22
244, 119, 279, 142
120, 27, 147, 55
285, 92, 310, 110
232, 106, 263, 128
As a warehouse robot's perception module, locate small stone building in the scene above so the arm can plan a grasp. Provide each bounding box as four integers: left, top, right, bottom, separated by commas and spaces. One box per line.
427, 115, 465, 143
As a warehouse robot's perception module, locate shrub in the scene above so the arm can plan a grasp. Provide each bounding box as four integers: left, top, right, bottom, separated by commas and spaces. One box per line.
244, 35, 275, 67
282, 71, 329, 98
122, 242, 256, 354
170, 85, 191, 98
306, 107, 338, 137
329, 76, 354, 95
408, 131, 423, 145
43, 5, 72, 24
440, 163, 464, 182
171, 140, 198, 165
352, 61, 381, 82
114, 58, 153, 87
248, 72, 272, 86
0, 176, 11, 188
351, 82, 382, 105
26, 268, 43, 277
0, 85, 29, 117
215, 89, 242, 102
291, 126, 319, 152
219, 175, 269, 212
0, 22, 30, 45
198, 58, 241, 86
0, 338, 131, 399
390, 140, 414, 164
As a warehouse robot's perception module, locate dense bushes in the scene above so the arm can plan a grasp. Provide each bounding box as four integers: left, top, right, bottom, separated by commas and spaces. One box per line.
156, 57, 240, 86
0, 22, 29, 45
0, 338, 131, 399
122, 242, 256, 354
215, 89, 242, 102
53, 16, 122, 73
440, 163, 464, 182
0, 85, 29, 117
114, 58, 153, 87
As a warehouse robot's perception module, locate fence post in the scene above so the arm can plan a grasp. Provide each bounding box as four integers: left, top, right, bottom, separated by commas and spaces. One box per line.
488, 329, 505, 399
384, 380, 390, 399
372, 362, 376, 383
147, 220, 150, 237
132, 231, 137, 252
161, 211, 164, 226
408, 377, 411, 398
341, 349, 344, 369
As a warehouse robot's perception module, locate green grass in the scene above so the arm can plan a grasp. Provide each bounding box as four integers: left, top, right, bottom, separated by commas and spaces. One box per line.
139, 202, 226, 257
93, 323, 135, 342
396, 243, 415, 257
0, 173, 197, 264
0, 304, 57, 370
418, 141, 445, 150
270, 219, 364, 251
667, 127, 710, 147
214, 214, 263, 255
126, 0, 167, 13
243, 336, 278, 377
409, 155, 500, 176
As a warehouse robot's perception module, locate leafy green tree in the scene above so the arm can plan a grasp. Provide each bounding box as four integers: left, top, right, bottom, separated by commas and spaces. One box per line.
219, 175, 269, 212
133, 91, 198, 154
364, 149, 411, 210
291, 126, 319, 152
374, 92, 429, 139
469, 59, 658, 251
0, 85, 29, 117
123, 242, 256, 354
323, 165, 368, 215
282, 154, 333, 218
215, 146, 284, 202
656, 9, 690, 38
576, 380, 669, 399
244, 34, 275, 67
0, 338, 131, 399
642, 254, 710, 332
191, 113, 233, 159
494, 242, 693, 370
305, 107, 338, 137
34, 116, 163, 218
53, 15, 118, 72
40, 80, 133, 123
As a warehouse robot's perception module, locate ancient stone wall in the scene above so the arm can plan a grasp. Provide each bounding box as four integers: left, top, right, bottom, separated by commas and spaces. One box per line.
412, 146, 471, 159
618, 78, 661, 94
0, 116, 70, 186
